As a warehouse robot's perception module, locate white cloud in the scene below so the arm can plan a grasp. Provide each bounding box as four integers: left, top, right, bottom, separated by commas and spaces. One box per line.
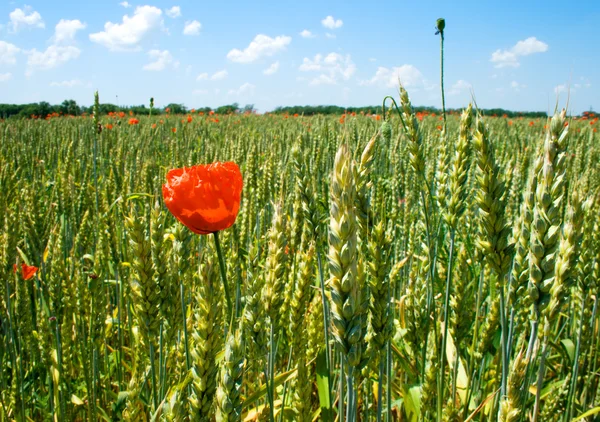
554, 84, 567, 94
228, 82, 255, 96
321, 15, 343, 29
299, 52, 355, 85
490, 37, 548, 68
26, 45, 81, 74
0, 41, 21, 65
227, 34, 291, 63
165, 6, 181, 18
183, 20, 201, 35
310, 74, 336, 86
196, 69, 229, 81
325, 33, 336, 39
512, 37, 548, 56
300, 29, 315, 38
8, 6, 44, 32
210, 69, 228, 80
263, 61, 279, 75
360, 65, 432, 90
53, 19, 86, 44
197, 70, 228, 81
143, 49, 174, 71
89, 5, 163, 51
448, 79, 471, 95
510, 80, 526, 92
0, 73, 12, 82
119, 1, 131, 7
50, 79, 83, 87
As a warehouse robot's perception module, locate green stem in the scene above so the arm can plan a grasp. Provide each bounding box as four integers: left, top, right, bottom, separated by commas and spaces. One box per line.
532, 328, 548, 422
566, 293, 586, 421
149, 341, 158, 411
499, 285, 508, 398
213, 231, 234, 320
439, 32, 447, 131
438, 229, 456, 421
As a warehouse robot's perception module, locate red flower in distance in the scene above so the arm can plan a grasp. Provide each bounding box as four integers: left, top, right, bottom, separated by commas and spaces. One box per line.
162, 162, 243, 235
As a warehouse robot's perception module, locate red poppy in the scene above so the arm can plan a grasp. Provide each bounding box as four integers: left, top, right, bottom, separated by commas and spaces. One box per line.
187, 115, 192, 123
152, 123, 157, 129
13, 263, 39, 280
118, 112, 125, 118
375, 115, 381, 121
172, 127, 177, 133
162, 162, 243, 235
129, 118, 139, 125
106, 123, 113, 130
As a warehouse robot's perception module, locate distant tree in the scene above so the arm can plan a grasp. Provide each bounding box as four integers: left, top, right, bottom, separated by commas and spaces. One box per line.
216, 103, 239, 115
164, 103, 187, 114
60, 99, 81, 115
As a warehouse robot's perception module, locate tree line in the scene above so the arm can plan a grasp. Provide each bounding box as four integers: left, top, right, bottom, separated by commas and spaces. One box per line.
0, 99, 559, 119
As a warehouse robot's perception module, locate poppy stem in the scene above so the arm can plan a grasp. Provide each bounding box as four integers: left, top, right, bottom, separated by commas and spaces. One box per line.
213, 231, 234, 320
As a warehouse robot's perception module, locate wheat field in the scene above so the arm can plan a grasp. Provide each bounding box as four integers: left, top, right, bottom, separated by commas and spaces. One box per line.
1, 78, 599, 422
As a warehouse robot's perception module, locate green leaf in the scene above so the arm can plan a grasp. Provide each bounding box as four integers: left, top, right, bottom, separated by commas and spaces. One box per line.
572, 406, 600, 421
316, 349, 333, 422
401, 384, 421, 422
560, 339, 575, 363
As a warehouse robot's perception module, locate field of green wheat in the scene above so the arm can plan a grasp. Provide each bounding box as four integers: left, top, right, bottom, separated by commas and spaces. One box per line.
1, 66, 600, 422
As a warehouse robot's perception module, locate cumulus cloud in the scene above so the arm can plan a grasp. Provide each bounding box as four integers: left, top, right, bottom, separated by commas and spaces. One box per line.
299, 52, 355, 85
0, 41, 21, 65
490, 37, 548, 68
228, 82, 255, 96
89, 5, 163, 51
8, 6, 44, 32
53, 19, 86, 44
0, 73, 12, 82
50, 79, 83, 87
448, 79, 471, 95
321, 15, 343, 29
197, 69, 228, 81
300, 29, 315, 38
120, 1, 132, 7
165, 6, 181, 18
183, 20, 201, 35
143, 49, 174, 71
360, 65, 432, 90
227, 34, 291, 63
26, 45, 81, 74
510, 80, 527, 92
210, 69, 228, 80
263, 61, 279, 75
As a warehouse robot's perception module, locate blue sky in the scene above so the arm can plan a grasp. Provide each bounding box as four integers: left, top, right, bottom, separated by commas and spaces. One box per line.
0, 0, 597, 113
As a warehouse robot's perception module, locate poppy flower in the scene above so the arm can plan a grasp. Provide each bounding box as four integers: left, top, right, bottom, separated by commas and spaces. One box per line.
118, 112, 125, 118
106, 123, 113, 130
13, 263, 39, 280
187, 115, 192, 123
172, 127, 177, 133
162, 162, 243, 235
129, 118, 139, 125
